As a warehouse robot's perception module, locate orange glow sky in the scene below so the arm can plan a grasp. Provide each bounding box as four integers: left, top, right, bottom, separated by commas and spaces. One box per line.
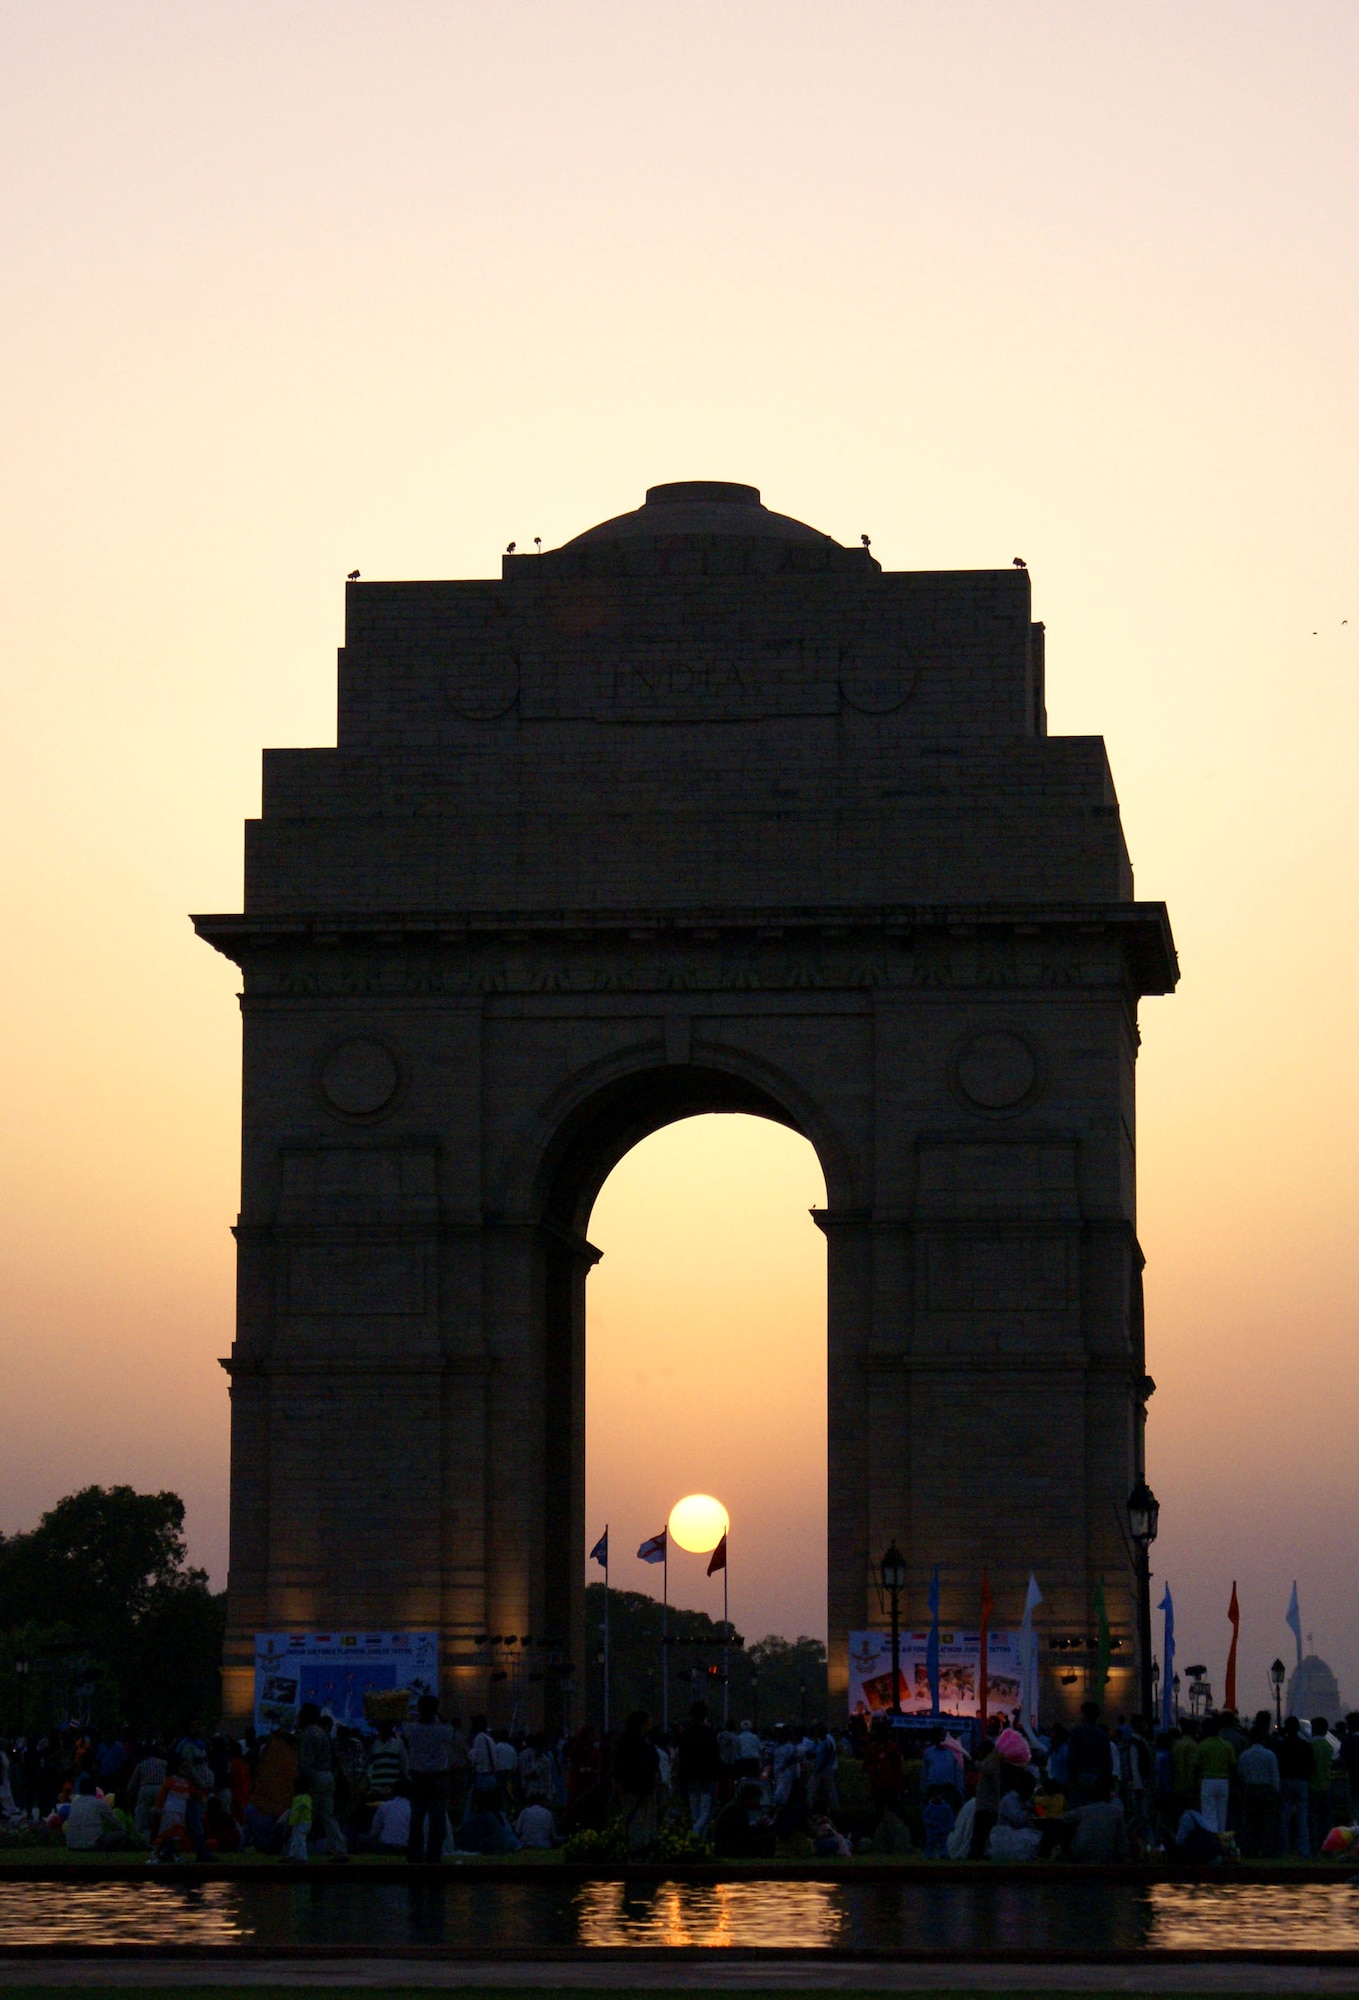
2, 3, 1356, 1709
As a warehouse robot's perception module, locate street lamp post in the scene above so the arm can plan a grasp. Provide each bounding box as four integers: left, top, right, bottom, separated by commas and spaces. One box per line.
1270, 1658, 1286, 1728
879, 1543, 907, 1718
1126, 1478, 1160, 1723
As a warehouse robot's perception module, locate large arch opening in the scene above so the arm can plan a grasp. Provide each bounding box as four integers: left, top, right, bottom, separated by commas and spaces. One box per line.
585, 1113, 828, 1650
526, 1060, 843, 1716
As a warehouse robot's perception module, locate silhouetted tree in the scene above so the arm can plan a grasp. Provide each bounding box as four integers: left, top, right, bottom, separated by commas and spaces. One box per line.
582, 1583, 826, 1734
0, 1486, 224, 1731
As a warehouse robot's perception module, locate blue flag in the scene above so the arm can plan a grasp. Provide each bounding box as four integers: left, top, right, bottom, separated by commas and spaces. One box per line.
926, 1565, 941, 1716
1159, 1583, 1175, 1730
590, 1528, 608, 1568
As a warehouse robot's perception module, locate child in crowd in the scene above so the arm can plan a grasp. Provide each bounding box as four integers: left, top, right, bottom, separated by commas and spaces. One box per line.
286, 1790, 313, 1860
923, 1785, 956, 1858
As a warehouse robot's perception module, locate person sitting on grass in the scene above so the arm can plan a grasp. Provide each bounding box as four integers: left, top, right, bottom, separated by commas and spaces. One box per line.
514, 1798, 558, 1849
64, 1773, 130, 1852
713, 1781, 774, 1859
454, 1798, 520, 1854
353, 1782, 411, 1855
1045, 1773, 1130, 1863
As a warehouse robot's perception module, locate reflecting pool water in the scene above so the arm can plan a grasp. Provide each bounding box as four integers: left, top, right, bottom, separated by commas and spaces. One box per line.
0, 1877, 1355, 1952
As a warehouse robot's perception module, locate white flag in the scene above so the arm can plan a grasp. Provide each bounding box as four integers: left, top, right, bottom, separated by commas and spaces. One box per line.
1017, 1572, 1044, 1728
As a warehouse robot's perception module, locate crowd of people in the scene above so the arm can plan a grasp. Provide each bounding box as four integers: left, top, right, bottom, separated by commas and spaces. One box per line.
2, 1694, 1357, 1865
849, 1702, 1359, 1864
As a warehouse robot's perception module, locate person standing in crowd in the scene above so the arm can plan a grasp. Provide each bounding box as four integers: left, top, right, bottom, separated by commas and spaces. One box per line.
468, 1715, 498, 1804
404, 1693, 455, 1864
1236, 1716, 1280, 1859
296, 1704, 347, 1859
1309, 1717, 1337, 1855
241, 1723, 298, 1851
1189, 1713, 1235, 1834
1276, 1716, 1314, 1858
920, 1726, 962, 1810
491, 1729, 518, 1807
614, 1711, 660, 1853
810, 1724, 839, 1813
127, 1742, 168, 1842
365, 1720, 409, 1808
1066, 1702, 1113, 1809
676, 1701, 721, 1837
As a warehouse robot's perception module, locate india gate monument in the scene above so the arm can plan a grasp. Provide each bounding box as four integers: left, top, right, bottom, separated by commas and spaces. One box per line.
195, 480, 1176, 1727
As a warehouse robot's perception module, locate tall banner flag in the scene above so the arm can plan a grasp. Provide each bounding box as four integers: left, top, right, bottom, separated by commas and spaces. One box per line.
591, 1528, 610, 1734
1018, 1573, 1043, 1728
1285, 1581, 1303, 1670
1159, 1583, 1175, 1729
1094, 1578, 1112, 1698
708, 1532, 729, 1723
978, 1568, 994, 1732
926, 1566, 941, 1716
638, 1528, 669, 1728
1225, 1582, 1240, 1714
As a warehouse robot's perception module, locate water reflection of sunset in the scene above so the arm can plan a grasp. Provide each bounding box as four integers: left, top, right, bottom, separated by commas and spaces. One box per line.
575, 1879, 844, 1949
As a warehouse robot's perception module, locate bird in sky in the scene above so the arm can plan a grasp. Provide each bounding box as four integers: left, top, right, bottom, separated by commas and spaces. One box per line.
506, 541, 516, 554
347, 569, 360, 581
1013, 556, 1027, 569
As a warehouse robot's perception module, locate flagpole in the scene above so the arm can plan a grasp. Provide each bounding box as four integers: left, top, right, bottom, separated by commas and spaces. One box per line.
662, 1539, 669, 1733
723, 1544, 729, 1728
978, 1568, 991, 1737
603, 1530, 611, 1739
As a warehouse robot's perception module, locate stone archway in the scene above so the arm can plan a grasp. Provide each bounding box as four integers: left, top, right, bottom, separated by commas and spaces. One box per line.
511, 1053, 847, 1724
197, 478, 1176, 1727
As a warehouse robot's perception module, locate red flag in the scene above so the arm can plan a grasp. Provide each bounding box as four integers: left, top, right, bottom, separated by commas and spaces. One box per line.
979, 1567, 995, 1730
1225, 1581, 1240, 1713
707, 1532, 727, 1576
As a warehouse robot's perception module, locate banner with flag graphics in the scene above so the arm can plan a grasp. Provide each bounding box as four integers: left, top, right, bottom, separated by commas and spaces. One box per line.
848, 1629, 1020, 1718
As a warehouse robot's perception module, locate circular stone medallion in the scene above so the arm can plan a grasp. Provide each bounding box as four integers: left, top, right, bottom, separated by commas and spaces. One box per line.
954, 1030, 1037, 1112
839, 652, 917, 714
445, 648, 520, 720
320, 1038, 401, 1118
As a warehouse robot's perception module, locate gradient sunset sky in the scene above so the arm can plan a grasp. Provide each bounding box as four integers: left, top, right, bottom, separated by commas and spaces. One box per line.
2, 2, 1356, 1711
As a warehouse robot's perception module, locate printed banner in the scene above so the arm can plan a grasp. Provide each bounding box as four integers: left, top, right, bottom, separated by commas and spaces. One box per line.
848, 1629, 1021, 1718
253, 1631, 439, 1733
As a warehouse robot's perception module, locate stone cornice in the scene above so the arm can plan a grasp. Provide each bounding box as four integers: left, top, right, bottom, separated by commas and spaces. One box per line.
192, 900, 1177, 996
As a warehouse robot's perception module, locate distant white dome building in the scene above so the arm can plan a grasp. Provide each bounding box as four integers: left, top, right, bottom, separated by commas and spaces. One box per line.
1287, 1654, 1342, 1721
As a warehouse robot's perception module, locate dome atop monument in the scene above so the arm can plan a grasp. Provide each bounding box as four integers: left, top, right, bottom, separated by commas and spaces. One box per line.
1287, 1654, 1343, 1721
525, 479, 876, 578
564, 480, 839, 549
